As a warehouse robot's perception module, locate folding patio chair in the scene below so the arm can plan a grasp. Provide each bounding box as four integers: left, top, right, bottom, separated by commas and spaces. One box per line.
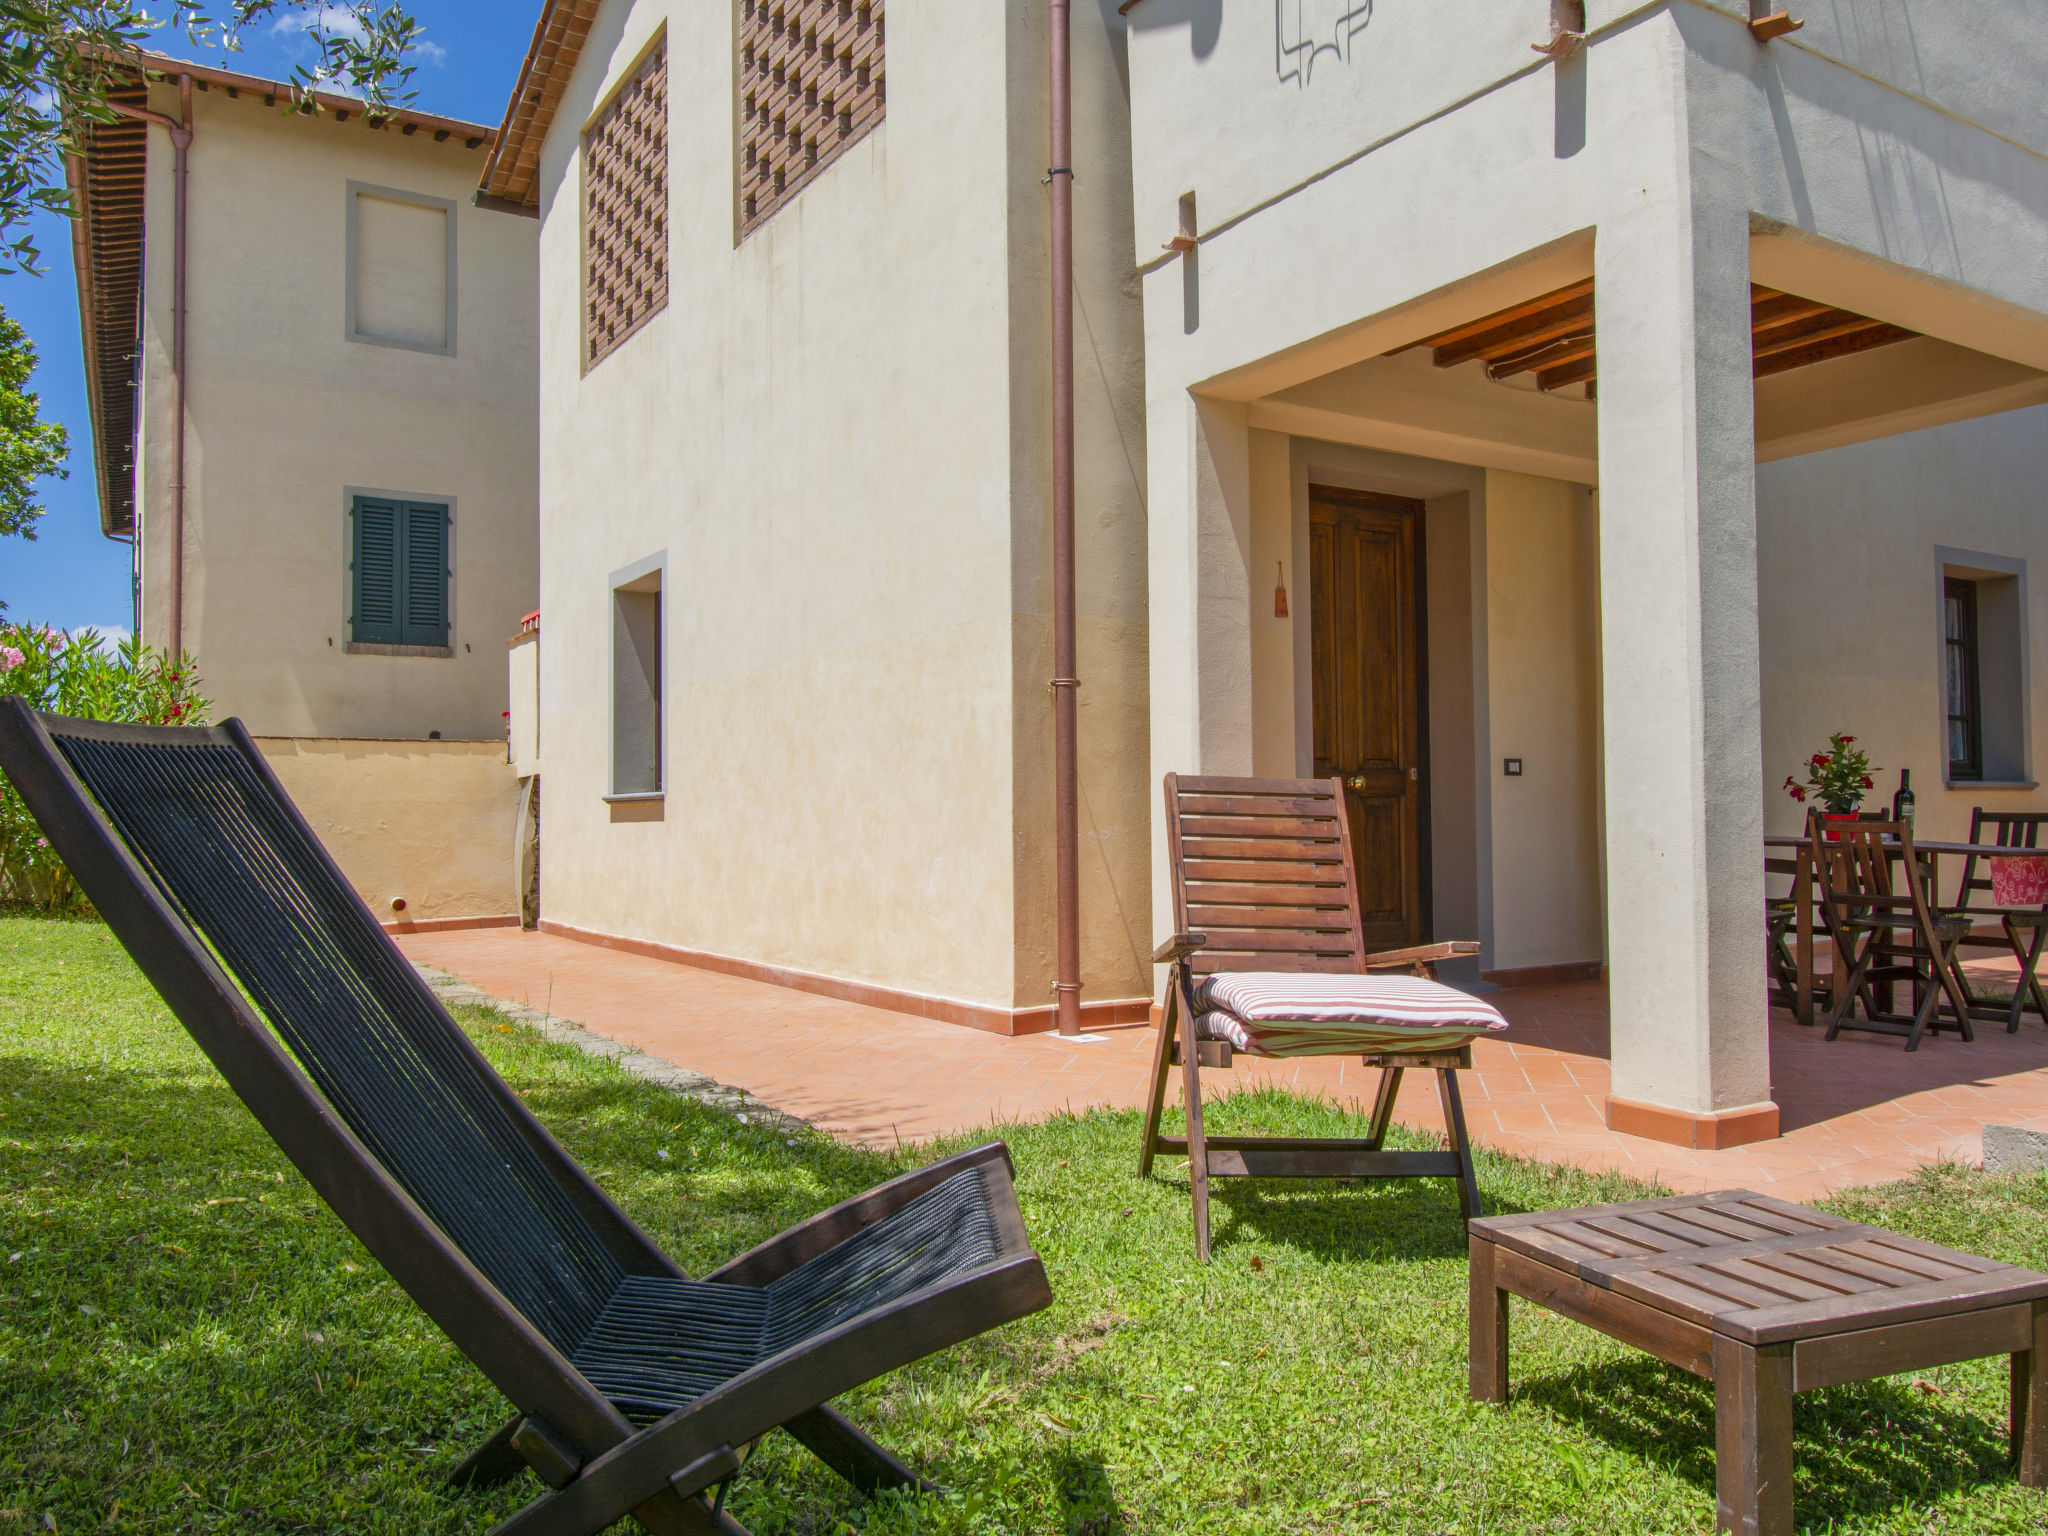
1942, 808, 2048, 1033
0, 701, 1051, 1536
1139, 774, 1506, 1260
1812, 810, 1973, 1052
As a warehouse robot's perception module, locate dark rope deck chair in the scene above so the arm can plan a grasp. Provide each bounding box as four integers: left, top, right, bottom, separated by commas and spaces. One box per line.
1141, 775, 1505, 1260
0, 702, 1051, 1536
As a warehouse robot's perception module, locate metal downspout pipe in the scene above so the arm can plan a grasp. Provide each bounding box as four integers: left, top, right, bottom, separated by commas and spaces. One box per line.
108, 74, 193, 659
1048, 0, 1082, 1036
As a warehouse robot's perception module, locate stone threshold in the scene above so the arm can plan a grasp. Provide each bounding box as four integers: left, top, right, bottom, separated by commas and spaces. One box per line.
412, 963, 812, 1138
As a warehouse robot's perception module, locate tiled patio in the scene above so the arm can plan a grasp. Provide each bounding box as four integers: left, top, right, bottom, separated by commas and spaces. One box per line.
396, 927, 2048, 1202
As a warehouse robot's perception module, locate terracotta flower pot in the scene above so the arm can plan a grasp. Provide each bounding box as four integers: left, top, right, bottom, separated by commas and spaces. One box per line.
1819, 809, 1862, 841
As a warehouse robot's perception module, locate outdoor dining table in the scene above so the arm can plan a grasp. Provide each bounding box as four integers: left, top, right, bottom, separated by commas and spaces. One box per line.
1765, 834, 2048, 1028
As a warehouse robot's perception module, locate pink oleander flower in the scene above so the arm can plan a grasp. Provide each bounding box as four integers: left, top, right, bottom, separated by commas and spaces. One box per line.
0, 645, 21, 672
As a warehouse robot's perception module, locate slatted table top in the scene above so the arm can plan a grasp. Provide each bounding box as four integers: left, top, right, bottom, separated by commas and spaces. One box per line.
1472, 1190, 2048, 1347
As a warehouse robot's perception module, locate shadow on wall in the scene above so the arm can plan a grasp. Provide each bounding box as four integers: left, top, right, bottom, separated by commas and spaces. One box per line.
1122, 0, 1222, 61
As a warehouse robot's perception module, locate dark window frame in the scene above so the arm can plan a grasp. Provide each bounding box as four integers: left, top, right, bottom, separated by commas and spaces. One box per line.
1945, 575, 1983, 782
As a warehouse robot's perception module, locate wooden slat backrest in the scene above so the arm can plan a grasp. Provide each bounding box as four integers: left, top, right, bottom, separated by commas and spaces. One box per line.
1811, 811, 1943, 938
1954, 808, 2048, 912
1165, 773, 1366, 977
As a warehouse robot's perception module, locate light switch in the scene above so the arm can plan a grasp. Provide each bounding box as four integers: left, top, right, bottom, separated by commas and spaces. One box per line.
1503, 758, 1524, 776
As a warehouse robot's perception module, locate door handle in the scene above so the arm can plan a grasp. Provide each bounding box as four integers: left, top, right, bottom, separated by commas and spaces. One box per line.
1345, 774, 1366, 790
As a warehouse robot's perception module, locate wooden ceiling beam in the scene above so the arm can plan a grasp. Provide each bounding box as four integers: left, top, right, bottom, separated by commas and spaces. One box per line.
1751, 311, 1906, 363
1416, 277, 1594, 354
1537, 354, 1599, 392
1485, 327, 1596, 379
1753, 323, 1915, 378
1431, 293, 1595, 368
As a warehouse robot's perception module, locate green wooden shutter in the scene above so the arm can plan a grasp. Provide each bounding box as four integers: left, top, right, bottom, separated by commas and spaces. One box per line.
399, 502, 450, 647
351, 498, 401, 643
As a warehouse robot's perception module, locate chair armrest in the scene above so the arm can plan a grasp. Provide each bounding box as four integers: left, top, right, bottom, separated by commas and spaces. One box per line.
1151, 931, 1209, 964
704, 1141, 1016, 1287
1364, 940, 1482, 970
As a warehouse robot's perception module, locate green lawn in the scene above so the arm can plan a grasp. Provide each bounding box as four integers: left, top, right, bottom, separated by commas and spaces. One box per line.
3, 914, 2046, 1534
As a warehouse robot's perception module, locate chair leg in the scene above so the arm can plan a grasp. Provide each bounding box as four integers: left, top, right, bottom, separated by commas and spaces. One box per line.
1364, 1064, 1404, 1150
1936, 941, 1974, 1043
2011, 919, 2048, 1033
1178, 999, 1212, 1262
1436, 1068, 1484, 1221
785, 1406, 937, 1496
1138, 979, 1178, 1177
1824, 938, 1871, 1040
449, 1413, 528, 1489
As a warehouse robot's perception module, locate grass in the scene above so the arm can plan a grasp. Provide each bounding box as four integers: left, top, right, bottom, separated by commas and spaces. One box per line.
3, 914, 2047, 1534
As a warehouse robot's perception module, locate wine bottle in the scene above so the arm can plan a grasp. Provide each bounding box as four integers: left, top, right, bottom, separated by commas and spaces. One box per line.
1892, 768, 1915, 827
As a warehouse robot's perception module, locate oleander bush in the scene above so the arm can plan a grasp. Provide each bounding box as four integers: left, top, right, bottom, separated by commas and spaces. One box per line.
0, 623, 208, 909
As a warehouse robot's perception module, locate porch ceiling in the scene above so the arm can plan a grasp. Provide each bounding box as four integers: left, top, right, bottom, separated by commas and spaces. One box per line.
1410, 279, 1919, 398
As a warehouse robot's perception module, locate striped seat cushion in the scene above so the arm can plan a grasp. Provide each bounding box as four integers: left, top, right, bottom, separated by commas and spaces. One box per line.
1193, 972, 1509, 1058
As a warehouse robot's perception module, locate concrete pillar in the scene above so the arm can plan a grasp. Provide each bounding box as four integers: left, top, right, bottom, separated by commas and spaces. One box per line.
1147, 391, 1254, 939
1593, 199, 1776, 1149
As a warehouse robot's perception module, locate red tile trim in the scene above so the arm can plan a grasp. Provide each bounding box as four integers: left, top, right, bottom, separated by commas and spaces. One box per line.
1483, 960, 1605, 988
381, 914, 521, 936
537, 920, 1152, 1037
1605, 1095, 1781, 1149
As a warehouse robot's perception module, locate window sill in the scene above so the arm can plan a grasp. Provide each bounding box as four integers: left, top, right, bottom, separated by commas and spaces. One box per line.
602, 791, 665, 804
1945, 779, 2038, 791
347, 641, 453, 658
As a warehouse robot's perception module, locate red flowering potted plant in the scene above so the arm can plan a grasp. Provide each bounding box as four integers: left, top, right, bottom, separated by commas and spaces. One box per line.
1784, 732, 1877, 838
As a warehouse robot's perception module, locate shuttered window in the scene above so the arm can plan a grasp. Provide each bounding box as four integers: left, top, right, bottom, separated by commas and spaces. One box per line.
351, 497, 450, 648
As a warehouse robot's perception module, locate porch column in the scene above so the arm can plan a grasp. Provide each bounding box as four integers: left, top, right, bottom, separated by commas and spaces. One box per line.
1148, 391, 1254, 937
1593, 200, 1776, 1148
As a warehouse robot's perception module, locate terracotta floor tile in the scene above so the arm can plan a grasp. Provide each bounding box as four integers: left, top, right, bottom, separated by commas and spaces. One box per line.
399, 929, 2048, 1204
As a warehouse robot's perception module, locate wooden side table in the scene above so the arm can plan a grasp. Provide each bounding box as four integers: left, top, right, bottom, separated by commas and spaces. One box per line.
1469, 1191, 2048, 1536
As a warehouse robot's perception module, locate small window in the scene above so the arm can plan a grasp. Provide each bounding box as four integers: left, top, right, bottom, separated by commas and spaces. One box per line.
738, 0, 885, 237
584, 40, 669, 368
347, 184, 456, 355
611, 561, 663, 796
351, 497, 450, 649
1945, 577, 1983, 781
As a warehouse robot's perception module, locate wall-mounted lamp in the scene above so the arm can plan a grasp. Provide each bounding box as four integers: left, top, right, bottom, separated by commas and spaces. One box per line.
1274, 562, 1289, 619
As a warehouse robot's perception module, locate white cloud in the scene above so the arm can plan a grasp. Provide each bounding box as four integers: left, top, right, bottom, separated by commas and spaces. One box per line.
270, 7, 369, 43
74, 624, 132, 649
270, 8, 447, 75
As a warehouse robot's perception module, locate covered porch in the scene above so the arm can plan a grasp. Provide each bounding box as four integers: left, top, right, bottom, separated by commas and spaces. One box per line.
1128, 3, 2048, 1151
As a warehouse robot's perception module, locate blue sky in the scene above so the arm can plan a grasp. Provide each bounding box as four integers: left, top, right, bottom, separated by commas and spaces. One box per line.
0, 2, 532, 637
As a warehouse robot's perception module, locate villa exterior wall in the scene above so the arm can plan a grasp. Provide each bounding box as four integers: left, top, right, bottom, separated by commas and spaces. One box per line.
255, 736, 521, 922
529, 0, 1150, 1018
133, 82, 538, 740
1758, 404, 2048, 845
1129, 1, 2048, 1132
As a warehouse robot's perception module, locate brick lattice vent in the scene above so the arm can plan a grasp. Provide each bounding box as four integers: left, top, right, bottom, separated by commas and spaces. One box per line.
739, 0, 884, 237
585, 41, 669, 368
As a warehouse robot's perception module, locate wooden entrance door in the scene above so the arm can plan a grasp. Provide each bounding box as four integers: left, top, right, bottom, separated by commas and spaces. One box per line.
1310, 488, 1429, 950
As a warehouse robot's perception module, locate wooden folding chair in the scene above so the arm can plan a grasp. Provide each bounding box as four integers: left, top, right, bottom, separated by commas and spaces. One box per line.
1139, 774, 1496, 1261
1813, 811, 1973, 1051
0, 701, 1052, 1536
1764, 845, 1822, 1019
1944, 808, 2048, 1034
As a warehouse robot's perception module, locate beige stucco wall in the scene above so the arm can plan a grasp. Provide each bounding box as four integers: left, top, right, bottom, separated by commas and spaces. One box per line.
134, 84, 538, 740
1484, 471, 1604, 973
529, 0, 1149, 1013
1759, 404, 2048, 846
255, 737, 521, 921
